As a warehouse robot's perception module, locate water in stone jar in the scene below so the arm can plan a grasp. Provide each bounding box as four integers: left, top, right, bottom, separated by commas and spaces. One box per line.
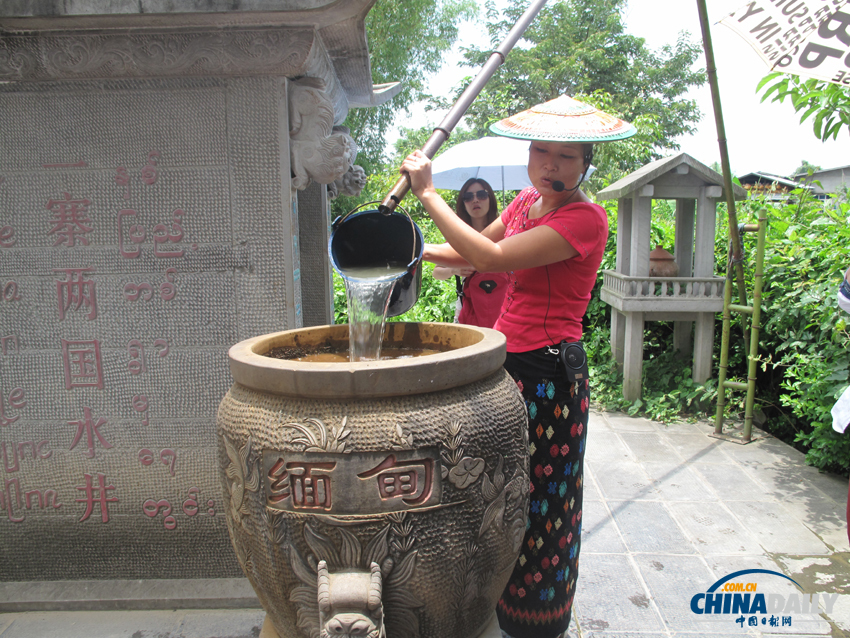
340, 263, 409, 361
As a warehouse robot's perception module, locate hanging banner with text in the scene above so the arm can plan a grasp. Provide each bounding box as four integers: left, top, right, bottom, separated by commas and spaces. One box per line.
720, 0, 850, 86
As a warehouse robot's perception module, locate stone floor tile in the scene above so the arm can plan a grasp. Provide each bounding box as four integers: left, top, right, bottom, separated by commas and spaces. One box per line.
744, 464, 834, 503
694, 560, 832, 635
586, 430, 632, 464
0, 610, 182, 638
582, 501, 628, 554
641, 462, 718, 502
603, 413, 658, 433
779, 498, 850, 553
177, 609, 267, 638
588, 461, 657, 501
772, 555, 850, 597
724, 501, 832, 555
573, 553, 665, 633
690, 463, 778, 502
703, 555, 786, 581
584, 465, 605, 502
655, 420, 710, 435
821, 591, 850, 633
719, 436, 808, 467
663, 434, 738, 465
632, 554, 724, 633
619, 432, 681, 464
607, 501, 696, 554
667, 501, 764, 554
803, 473, 849, 506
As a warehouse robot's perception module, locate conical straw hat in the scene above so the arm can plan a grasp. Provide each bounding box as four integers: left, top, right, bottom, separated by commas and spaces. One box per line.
489, 94, 636, 143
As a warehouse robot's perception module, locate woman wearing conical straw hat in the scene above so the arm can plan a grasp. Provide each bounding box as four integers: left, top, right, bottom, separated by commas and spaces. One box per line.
402, 95, 635, 638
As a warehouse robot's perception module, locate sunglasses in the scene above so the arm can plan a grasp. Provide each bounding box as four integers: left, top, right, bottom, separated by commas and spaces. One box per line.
462, 190, 489, 202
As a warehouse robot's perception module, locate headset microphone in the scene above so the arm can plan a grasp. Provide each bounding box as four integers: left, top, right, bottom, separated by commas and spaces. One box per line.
551, 180, 565, 192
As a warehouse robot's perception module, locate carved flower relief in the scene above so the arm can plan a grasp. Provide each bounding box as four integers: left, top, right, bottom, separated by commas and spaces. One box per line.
448, 458, 486, 489
223, 435, 260, 531
282, 417, 351, 453
289, 79, 358, 190
478, 455, 528, 557
440, 420, 485, 489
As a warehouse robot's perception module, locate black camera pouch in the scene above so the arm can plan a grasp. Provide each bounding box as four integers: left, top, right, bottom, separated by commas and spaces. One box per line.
558, 340, 589, 385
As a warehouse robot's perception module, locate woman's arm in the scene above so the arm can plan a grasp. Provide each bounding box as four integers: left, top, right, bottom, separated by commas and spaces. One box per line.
403, 151, 577, 272
433, 265, 474, 280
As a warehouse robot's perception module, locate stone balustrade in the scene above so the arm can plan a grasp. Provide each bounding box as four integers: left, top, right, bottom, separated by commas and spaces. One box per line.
601, 270, 725, 313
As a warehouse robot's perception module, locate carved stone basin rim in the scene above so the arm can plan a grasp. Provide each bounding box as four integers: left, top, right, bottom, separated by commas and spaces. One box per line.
228, 322, 507, 399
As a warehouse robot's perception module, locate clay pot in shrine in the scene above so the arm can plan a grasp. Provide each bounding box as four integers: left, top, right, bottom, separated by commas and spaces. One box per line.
217, 322, 529, 638
649, 245, 679, 278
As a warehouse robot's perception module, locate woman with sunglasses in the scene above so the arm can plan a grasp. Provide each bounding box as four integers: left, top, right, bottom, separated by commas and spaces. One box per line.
433, 178, 509, 329
401, 96, 635, 638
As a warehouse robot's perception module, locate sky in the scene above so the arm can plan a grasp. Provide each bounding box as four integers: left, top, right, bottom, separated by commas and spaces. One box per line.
398, 0, 848, 178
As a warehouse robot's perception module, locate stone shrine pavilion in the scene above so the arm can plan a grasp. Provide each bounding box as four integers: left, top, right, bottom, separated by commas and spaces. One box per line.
0, 0, 396, 585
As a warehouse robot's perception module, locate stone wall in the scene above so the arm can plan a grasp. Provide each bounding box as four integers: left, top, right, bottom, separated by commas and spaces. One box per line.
0, 74, 306, 579
0, 0, 382, 581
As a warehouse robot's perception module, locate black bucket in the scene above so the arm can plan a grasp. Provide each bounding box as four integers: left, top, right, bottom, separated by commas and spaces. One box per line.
329, 207, 424, 318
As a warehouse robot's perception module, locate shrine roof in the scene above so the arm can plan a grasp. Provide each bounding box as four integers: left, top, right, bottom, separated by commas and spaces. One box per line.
596, 152, 747, 201
0, 0, 401, 112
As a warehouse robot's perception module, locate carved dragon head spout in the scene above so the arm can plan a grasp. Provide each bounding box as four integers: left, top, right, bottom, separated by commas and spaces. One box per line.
317, 560, 385, 638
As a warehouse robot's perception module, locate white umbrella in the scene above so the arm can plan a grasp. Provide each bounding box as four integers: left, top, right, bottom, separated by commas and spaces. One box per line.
431, 137, 534, 191
431, 136, 596, 196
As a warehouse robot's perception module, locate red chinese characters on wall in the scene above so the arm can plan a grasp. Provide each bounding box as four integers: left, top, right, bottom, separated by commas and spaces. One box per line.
68, 407, 113, 459
47, 193, 93, 247
55, 268, 97, 321
61, 339, 104, 390
75, 473, 118, 523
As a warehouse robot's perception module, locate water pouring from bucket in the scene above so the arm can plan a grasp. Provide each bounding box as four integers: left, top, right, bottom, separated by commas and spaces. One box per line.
328, 0, 549, 361
329, 203, 423, 361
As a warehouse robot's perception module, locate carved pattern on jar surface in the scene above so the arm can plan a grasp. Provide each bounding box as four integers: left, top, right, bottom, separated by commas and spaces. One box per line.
223, 435, 260, 530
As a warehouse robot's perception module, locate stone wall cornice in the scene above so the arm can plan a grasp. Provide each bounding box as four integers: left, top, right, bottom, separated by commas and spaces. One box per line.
0, 26, 349, 121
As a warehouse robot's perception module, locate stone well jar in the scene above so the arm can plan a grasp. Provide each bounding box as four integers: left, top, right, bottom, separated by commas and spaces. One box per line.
217, 322, 529, 638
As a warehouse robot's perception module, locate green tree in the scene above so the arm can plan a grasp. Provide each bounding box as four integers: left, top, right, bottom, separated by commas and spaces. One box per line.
342, 0, 477, 173
438, 0, 705, 164
758, 73, 850, 142
792, 160, 822, 177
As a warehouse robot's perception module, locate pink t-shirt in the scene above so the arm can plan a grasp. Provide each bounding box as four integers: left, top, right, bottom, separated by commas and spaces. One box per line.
494, 187, 608, 352
458, 270, 510, 329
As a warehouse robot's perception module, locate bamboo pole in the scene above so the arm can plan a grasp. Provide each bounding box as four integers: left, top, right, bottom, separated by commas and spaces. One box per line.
695, 0, 749, 310
379, 0, 550, 214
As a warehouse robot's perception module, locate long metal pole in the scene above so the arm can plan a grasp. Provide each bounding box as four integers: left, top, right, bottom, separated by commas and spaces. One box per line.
695, 0, 748, 310
379, 0, 550, 214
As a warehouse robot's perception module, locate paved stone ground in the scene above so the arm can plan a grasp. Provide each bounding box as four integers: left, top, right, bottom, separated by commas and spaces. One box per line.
1, 409, 848, 638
